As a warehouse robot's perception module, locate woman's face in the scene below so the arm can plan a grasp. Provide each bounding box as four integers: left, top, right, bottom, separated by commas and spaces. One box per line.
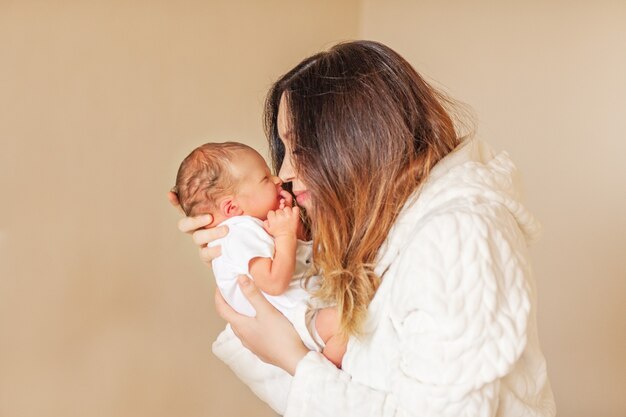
277, 93, 312, 211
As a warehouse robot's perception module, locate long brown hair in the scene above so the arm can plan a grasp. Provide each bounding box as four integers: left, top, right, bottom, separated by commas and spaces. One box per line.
264, 41, 463, 337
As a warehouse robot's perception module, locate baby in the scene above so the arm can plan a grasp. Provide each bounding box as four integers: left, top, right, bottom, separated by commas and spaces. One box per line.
173, 142, 346, 367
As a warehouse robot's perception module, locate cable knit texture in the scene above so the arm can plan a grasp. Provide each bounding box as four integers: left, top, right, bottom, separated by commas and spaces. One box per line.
212, 138, 556, 417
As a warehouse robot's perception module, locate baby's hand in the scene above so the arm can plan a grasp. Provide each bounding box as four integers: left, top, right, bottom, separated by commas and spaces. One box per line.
264, 206, 300, 239
278, 189, 294, 209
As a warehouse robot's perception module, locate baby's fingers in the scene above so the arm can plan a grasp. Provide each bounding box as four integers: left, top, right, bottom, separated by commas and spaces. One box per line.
279, 190, 294, 207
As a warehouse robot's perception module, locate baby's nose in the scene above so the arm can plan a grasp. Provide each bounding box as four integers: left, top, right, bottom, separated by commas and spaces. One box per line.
272, 176, 283, 187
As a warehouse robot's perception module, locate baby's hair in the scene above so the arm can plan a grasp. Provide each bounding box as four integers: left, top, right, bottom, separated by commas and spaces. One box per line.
173, 141, 256, 217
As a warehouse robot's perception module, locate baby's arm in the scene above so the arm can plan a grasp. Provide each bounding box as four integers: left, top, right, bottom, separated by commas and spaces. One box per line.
248, 205, 300, 296
315, 307, 348, 368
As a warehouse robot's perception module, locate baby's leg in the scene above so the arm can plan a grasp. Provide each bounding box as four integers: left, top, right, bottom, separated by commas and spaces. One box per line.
315, 307, 347, 368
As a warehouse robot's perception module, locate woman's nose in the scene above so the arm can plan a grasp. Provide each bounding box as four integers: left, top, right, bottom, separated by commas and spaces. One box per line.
278, 154, 295, 183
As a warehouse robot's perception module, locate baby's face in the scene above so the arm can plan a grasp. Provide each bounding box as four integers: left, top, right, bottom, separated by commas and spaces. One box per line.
231, 149, 283, 220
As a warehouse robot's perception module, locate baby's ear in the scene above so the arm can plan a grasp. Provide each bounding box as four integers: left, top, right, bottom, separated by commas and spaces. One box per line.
220, 197, 243, 218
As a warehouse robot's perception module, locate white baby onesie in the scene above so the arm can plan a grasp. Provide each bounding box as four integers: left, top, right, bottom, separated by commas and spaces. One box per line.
209, 215, 321, 351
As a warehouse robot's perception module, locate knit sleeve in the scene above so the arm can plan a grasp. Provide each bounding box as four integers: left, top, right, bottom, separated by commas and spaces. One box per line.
284, 205, 532, 417
391, 206, 531, 415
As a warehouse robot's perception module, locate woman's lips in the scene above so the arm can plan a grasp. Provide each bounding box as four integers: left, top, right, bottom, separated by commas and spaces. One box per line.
294, 190, 310, 205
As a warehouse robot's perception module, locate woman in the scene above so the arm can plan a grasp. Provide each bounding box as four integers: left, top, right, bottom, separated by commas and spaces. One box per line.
170, 41, 556, 416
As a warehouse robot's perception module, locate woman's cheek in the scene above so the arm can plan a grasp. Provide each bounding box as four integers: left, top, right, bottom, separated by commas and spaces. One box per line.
296, 191, 313, 211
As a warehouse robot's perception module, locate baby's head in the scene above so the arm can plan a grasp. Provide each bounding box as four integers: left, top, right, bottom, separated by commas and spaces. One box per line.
174, 142, 284, 222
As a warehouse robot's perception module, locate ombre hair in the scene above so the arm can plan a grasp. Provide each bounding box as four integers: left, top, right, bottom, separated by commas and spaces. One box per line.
264, 40, 466, 337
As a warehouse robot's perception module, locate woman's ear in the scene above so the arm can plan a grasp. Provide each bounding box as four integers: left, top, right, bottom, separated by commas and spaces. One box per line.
220, 197, 243, 217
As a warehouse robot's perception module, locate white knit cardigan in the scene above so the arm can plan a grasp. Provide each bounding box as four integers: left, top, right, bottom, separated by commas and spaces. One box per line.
212, 138, 556, 417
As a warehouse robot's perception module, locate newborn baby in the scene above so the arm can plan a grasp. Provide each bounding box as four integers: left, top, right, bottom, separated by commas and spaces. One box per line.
173, 142, 345, 366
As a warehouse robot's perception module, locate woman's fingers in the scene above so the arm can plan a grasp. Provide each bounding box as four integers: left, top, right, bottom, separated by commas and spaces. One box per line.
199, 245, 221, 264
191, 225, 227, 246
170, 191, 227, 268
236, 275, 274, 316
215, 277, 309, 374
178, 214, 213, 234
215, 287, 241, 323
193, 227, 227, 265
176, 213, 227, 266
215, 275, 276, 326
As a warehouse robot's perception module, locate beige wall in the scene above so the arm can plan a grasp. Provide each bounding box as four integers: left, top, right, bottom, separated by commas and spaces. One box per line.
360, 1, 626, 417
2, 1, 625, 417
0, 2, 358, 416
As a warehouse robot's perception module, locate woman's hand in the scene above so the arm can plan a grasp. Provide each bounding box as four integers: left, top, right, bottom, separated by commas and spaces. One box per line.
168, 190, 228, 266
215, 275, 310, 375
